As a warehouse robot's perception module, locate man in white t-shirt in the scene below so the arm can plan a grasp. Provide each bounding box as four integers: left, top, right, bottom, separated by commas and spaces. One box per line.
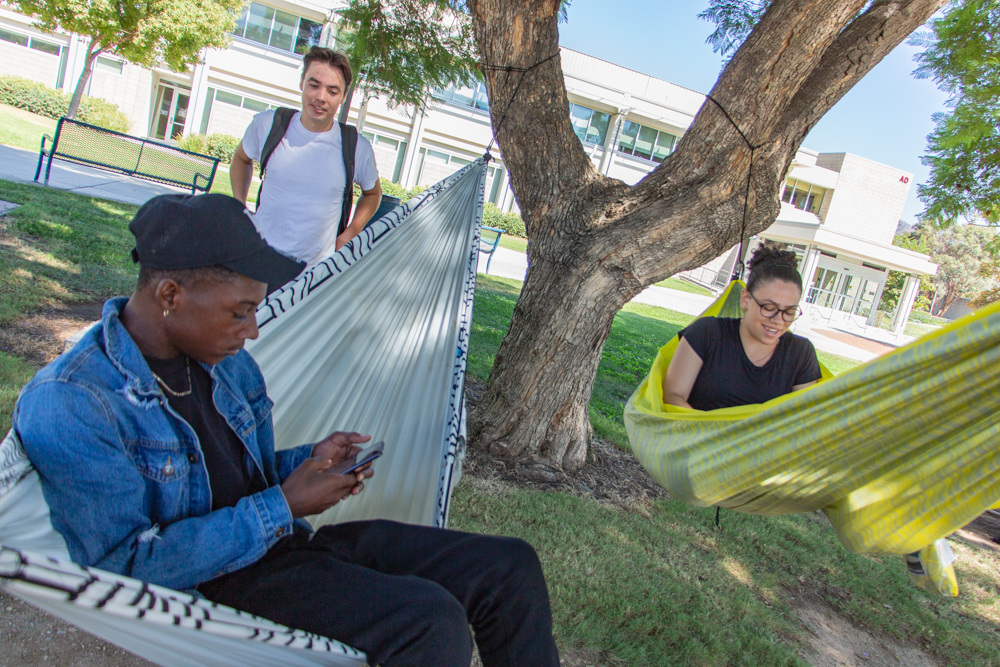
231, 48, 382, 266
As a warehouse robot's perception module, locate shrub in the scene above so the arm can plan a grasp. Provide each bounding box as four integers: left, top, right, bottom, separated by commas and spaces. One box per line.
205, 134, 240, 162
175, 133, 240, 161
353, 178, 427, 201
78, 97, 130, 133
482, 202, 525, 238
0, 75, 130, 133
176, 133, 207, 155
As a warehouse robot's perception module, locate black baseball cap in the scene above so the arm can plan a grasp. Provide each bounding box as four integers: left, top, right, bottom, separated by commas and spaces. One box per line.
129, 194, 305, 295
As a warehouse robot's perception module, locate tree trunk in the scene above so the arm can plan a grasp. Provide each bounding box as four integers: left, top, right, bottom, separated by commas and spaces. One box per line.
466, 0, 947, 472
937, 288, 960, 316
68, 41, 102, 119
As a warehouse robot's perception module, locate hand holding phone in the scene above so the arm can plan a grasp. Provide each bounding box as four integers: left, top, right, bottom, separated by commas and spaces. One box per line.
330, 441, 384, 475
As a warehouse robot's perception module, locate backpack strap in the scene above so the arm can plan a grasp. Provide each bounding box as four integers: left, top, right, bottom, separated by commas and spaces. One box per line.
255, 107, 297, 206
338, 122, 357, 236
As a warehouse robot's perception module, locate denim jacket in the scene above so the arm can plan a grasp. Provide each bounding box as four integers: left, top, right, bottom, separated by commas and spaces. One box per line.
13, 298, 314, 591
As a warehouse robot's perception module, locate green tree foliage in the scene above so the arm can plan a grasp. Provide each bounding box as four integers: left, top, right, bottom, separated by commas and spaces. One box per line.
924, 224, 998, 313
699, 0, 769, 56
333, 0, 478, 120
969, 260, 1000, 308
15, 0, 244, 121
912, 0, 1000, 225
880, 231, 934, 313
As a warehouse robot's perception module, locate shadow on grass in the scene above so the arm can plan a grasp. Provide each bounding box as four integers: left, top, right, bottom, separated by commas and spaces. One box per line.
451, 480, 1000, 667
0, 180, 137, 324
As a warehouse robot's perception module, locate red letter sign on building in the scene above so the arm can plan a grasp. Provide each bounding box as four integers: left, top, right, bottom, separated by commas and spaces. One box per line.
900, 175, 910, 184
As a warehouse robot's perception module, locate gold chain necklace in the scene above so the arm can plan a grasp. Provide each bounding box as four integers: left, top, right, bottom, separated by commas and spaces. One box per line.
152, 357, 193, 397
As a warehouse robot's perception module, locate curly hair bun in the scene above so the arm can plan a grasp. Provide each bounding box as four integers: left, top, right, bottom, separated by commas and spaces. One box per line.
748, 245, 798, 272
746, 245, 803, 292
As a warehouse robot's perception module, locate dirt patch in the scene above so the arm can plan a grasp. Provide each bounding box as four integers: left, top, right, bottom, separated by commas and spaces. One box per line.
463, 379, 669, 514
0, 589, 153, 667
0, 301, 103, 365
952, 511, 1000, 554
792, 594, 940, 667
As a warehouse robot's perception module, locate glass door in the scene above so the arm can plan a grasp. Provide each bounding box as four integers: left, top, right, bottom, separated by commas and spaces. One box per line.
152, 85, 191, 141
853, 278, 880, 318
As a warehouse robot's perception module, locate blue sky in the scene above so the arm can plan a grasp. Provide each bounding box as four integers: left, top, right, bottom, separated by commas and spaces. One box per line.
558, 0, 950, 225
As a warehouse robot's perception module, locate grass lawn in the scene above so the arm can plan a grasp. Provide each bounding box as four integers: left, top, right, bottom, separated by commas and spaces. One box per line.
497, 233, 528, 253
656, 276, 715, 296
0, 104, 57, 153
450, 480, 1000, 666
0, 180, 138, 431
1, 183, 996, 666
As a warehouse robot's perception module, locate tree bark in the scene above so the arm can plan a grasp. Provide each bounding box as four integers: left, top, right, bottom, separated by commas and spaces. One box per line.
68, 40, 102, 119
466, 0, 947, 472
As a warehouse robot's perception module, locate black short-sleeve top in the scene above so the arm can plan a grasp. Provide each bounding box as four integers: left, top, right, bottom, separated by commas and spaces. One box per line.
677, 317, 821, 411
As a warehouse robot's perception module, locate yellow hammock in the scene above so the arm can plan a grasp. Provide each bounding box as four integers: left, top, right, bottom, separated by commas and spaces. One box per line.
625, 281, 1000, 593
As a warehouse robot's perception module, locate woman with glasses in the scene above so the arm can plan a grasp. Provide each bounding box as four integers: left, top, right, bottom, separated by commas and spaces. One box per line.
662, 245, 821, 410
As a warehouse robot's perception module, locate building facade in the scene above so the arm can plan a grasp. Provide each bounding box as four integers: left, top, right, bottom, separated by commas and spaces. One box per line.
1, 0, 934, 329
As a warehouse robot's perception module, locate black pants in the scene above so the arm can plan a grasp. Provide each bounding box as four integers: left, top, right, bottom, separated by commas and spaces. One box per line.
198, 520, 560, 667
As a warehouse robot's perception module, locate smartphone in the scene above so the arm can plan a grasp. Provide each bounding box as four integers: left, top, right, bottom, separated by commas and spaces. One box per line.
331, 441, 384, 475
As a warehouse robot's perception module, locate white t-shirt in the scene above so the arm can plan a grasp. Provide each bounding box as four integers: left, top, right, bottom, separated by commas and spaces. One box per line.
241, 110, 379, 266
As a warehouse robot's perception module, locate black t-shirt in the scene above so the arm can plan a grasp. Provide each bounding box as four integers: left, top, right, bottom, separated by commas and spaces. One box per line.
145, 355, 264, 510
678, 317, 821, 411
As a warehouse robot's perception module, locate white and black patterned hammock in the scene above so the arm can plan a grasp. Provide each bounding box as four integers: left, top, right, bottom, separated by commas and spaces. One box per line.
0, 159, 490, 666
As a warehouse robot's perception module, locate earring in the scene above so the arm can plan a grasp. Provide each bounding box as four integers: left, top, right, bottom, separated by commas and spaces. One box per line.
163, 309, 169, 317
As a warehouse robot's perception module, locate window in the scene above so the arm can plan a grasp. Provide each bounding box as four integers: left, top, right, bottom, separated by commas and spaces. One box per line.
0, 28, 29, 47
29, 39, 60, 56
214, 89, 275, 112
568, 102, 611, 147
617, 120, 676, 163
95, 56, 124, 74
782, 179, 827, 215
234, 2, 323, 55
432, 81, 490, 111
0, 28, 62, 56
364, 131, 409, 182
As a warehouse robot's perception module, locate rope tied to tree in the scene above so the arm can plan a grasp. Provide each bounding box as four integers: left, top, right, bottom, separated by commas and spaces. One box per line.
705, 94, 761, 281
481, 51, 560, 156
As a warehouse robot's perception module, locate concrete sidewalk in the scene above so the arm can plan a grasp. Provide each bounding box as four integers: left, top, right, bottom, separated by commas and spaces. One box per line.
0, 144, 189, 206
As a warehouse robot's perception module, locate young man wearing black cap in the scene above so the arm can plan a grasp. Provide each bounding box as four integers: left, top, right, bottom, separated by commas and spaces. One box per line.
12, 194, 560, 667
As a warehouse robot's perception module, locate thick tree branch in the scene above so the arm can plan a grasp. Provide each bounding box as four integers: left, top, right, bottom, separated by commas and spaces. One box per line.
775, 0, 948, 148
581, 0, 943, 292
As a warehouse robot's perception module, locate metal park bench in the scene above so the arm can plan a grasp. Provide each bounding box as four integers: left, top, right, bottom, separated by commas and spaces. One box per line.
480, 225, 505, 274
34, 118, 220, 193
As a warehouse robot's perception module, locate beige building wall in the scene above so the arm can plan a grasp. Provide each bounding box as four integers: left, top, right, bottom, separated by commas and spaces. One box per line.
0, 40, 61, 87
816, 153, 912, 246
87, 63, 154, 134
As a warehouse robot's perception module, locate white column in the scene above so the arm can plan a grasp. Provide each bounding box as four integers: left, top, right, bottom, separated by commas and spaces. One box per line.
397, 106, 425, 187
185, 59, 211, 137
866, 274, 888, 327
598, 112, 623, 175
797, 245, 821, 307
62, 34, 88, 93
497, 169, 514, 212
889, 275, 919, 335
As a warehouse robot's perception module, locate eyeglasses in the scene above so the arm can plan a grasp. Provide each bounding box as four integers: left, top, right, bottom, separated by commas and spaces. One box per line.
747, 291, 802, 322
